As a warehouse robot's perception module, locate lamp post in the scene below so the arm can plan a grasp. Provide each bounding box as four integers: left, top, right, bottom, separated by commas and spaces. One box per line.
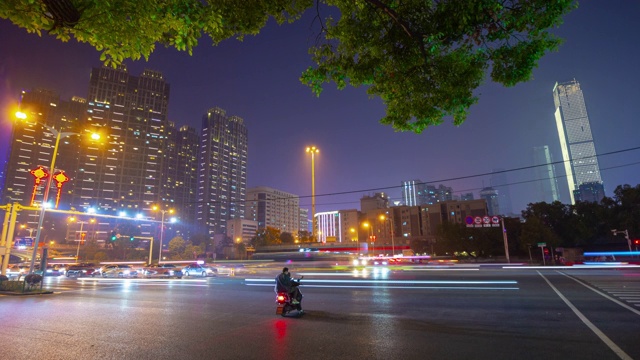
28, 124, 79, 273
305, 146, 319, 240
363, 222, 374, 256
380, 214, 395, 256
153, 206, 174, 263
611, 229, 632, 252
69, 217, 95, 260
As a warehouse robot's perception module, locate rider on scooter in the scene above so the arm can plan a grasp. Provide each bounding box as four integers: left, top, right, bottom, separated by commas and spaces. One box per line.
275, 267, 301, 305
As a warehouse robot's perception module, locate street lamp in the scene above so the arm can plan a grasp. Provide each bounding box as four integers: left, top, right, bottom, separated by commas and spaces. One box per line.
20, 224, 35, 238
611, 229, 632, 252
69, 217, 96, 260
363, 222, 374, 256
28, 124, 79, 273
380, 214, 395, 256
153, 206, 174, 263
305, 146, 319, 240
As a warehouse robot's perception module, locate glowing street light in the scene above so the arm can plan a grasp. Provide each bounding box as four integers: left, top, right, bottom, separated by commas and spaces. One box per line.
153, 206, 175, 263
379, 214, 395, 256
305, 146, 319, 239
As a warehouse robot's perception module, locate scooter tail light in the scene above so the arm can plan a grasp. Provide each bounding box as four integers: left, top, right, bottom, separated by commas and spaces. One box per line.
276, 293, 287, 303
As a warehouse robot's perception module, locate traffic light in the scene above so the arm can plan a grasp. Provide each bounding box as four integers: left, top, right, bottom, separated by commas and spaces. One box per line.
80, 232, 86, 245
110, 232, 117, 241
129, 235, 135, 241
634, 239, 640, 245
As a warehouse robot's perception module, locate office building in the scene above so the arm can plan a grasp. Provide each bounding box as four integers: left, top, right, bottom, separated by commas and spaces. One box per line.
226, 218, 259, 244
360, 192, 389, 213
196, 107, 247, 235
574, 182, 605, 203
479, 187, 500, 215
553, 79, 603, 204
533, 145, 560, 203
246, 186, 299, 235
490, 169, 513, 215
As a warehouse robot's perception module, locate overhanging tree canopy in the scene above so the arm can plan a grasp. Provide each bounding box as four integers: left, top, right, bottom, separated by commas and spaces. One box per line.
1, 0, 576, 132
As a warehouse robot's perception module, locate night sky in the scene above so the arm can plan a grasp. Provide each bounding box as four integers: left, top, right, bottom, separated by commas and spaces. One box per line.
1, 1, 638, 216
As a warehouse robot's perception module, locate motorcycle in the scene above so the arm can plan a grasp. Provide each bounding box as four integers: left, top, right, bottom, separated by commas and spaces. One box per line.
275, 276, 303, 316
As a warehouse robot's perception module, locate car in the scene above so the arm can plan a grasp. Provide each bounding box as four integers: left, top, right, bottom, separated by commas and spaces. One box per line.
98, 264, 138, 278
182, 263, 217, 277
6, 265, 28, 279
143, 263, 183, 279
66, 263, 97, 277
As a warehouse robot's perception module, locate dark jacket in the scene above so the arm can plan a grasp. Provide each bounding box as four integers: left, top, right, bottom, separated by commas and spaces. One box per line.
275, 272, 292, 292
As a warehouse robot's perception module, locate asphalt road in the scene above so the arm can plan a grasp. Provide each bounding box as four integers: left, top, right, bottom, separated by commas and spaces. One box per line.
1, 264, 639, 360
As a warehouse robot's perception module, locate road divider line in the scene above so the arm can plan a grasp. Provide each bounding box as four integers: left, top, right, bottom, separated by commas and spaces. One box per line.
538, 271, 632, 360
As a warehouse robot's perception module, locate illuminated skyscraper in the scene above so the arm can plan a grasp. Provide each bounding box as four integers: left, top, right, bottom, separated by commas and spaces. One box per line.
69, 66, 170, 240
2, 89, 86, 228
164, 124, 199, 233
553, 79, 603, 204
196, 107, 247, 235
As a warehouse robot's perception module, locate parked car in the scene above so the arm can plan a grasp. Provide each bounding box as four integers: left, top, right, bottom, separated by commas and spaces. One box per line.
66, 263, 97, 277
182, 263, 217, 277
98, 264, 138, 278
143, 263, 183, 279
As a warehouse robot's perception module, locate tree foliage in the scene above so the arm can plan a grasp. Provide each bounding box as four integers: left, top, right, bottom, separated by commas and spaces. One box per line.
0, 0, 576, 132
520, 184, 640, 249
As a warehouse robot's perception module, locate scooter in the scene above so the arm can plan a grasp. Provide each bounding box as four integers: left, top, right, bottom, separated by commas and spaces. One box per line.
275, 276, 303, 316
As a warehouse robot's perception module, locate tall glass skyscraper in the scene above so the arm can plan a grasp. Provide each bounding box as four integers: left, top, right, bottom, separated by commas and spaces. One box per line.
532, 146, 560, 203
553, 79, 603, 204
196, 107, 247, 235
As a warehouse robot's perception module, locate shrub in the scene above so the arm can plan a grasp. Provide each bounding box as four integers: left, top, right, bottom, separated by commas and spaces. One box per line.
24, 273, 43, 285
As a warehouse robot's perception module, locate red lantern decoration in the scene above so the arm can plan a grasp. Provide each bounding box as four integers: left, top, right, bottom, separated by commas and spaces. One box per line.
52, 171, 70, 209
29, 166, 49, 206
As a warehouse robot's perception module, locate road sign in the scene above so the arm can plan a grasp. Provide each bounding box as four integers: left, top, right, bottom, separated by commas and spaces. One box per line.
474, 216, 482, 225
483, 216, 490, 224
537, 242, 546, 247
491, 216, 500, 224
465, 216, 474, 225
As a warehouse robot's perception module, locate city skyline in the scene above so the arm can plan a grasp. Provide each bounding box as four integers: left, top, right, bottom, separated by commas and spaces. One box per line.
1, 1, 638, 216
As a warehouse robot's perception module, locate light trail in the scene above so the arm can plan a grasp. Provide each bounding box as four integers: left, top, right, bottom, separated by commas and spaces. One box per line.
245, 283, 519, 290
245, 278, 517, 285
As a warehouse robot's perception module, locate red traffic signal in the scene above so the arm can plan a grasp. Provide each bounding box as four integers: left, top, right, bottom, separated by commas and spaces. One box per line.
634, 239, 640, 245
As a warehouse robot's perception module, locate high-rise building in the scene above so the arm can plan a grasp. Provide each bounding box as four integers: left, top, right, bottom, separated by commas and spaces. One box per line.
533, 145, 560, 203
2, 89, 87, 229
71, 67, 170, 221
246, 186, 299, 235
574, 182, 605, 203
299, 208, 310, 234
164, 124, 199, 233
196, 107, 247, 235
490, 169, 513, 216
402, 180, 427, 206
553, 79, 603, 204
479, 187, 500, 215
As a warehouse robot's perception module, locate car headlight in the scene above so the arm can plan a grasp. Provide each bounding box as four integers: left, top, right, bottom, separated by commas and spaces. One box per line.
123, 270, 130, 274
